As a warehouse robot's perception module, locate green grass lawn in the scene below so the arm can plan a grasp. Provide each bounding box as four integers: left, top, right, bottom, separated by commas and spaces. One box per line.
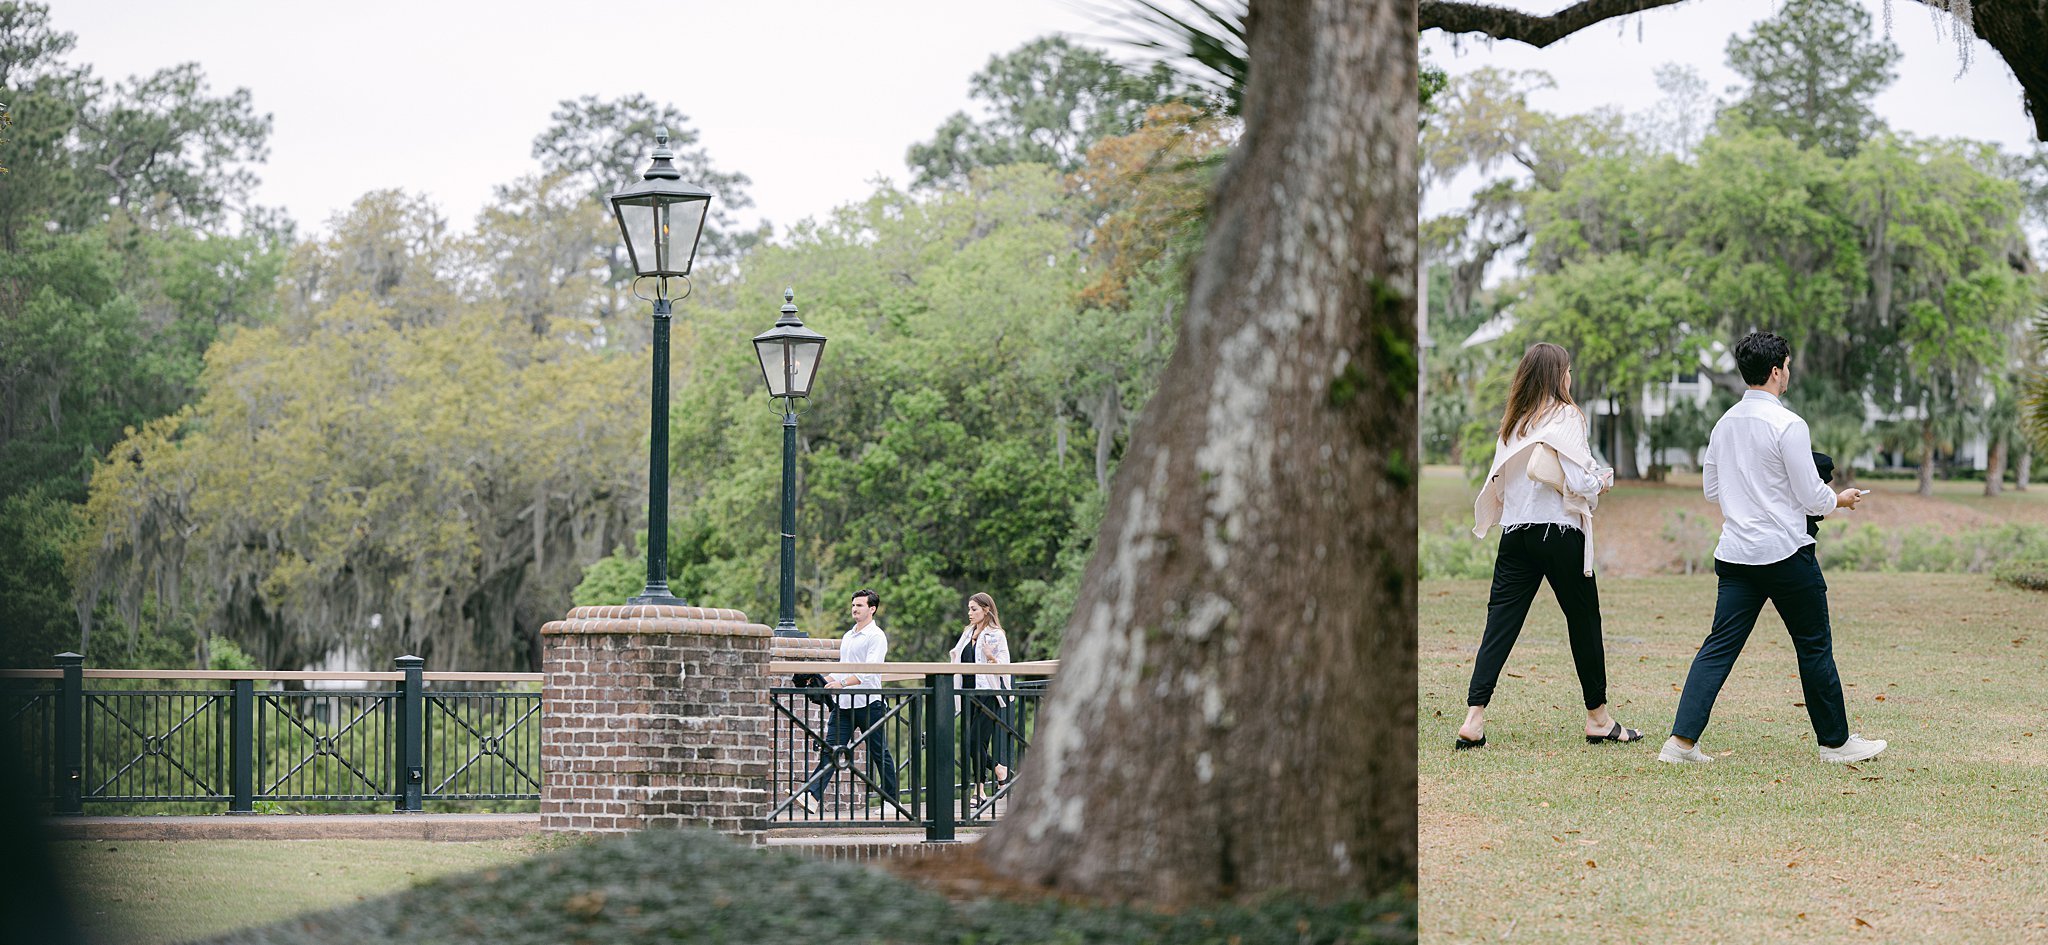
1419, 572, 2048, 944
59, 838, 543, 944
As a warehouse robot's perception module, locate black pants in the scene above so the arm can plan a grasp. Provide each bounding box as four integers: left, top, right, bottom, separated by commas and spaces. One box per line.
961, 693, 1012, 788
1671, 546, 1848, 748
803, 700, 899, 802
1467, 525, 1607, 710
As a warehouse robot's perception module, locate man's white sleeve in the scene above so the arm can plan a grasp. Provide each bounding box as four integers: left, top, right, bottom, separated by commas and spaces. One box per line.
1781, 420, 1839, 516
1702, 437, 1720, 504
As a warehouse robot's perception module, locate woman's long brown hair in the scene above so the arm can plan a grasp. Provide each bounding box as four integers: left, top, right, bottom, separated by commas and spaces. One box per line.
1498, 342, 1576, 441
969, 592, 1002, 632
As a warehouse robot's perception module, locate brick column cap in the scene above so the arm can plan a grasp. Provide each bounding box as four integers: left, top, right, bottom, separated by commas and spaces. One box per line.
542, 606, 771, 638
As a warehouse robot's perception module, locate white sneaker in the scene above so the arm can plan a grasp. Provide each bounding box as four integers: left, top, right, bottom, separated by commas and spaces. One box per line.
795, 792, 819, 815
1658, 737, 1715, 764
1818, 734, 1887, 763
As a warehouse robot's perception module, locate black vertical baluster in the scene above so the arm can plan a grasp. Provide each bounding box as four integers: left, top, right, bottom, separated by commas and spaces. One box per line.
395, 656, 423, 811
926, 675, 954, 842
908, 694, 922, 823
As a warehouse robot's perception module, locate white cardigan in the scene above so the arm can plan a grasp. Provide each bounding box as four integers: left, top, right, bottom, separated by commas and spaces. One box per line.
1472, 404, 1605, 576
946, 624, 1013, 697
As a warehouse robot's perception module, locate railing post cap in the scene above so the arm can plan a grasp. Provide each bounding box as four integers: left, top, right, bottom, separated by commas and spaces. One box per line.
54, 652, 84, 665
394, 655, 425, 668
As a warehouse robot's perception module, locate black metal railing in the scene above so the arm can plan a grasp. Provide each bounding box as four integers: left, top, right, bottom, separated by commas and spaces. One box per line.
768, 668, 1051, 841
0, 654, 541, 814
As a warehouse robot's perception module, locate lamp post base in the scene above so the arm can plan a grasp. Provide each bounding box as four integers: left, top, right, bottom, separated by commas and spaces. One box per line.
772, 620, 806, 638
629, 586, 689, 607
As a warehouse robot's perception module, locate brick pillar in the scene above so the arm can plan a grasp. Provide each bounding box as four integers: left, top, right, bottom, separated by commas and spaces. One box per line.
540, 605, 772, 838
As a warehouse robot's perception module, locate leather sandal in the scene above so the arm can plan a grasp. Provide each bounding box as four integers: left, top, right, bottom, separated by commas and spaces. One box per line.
1586, 722, 1644, 744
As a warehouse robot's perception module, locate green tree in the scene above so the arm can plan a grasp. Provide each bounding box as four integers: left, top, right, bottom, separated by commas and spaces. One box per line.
82, 192, 647, 671
1721, 0, 1900, 157
907, 36, 1190, 189
75, 61, 272, 229
0, 1, 93, 250
579, 165, 1115, 662
530, 93, 757, 263
1845, 136, 2032, 494
1510, 252, 1711, 476
0, 486, 83, 667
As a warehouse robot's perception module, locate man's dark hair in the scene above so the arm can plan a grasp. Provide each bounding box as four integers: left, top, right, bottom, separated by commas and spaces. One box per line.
1734, 331, 1792, 387
852, 588, 880, 610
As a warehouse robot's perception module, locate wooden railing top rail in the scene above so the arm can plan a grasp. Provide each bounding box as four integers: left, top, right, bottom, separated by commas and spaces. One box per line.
1, 660, 1058, 682
764, 659, 1059, 676
0, 669, 542, 683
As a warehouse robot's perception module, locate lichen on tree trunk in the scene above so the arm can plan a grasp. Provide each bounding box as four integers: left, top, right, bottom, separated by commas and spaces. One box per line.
979, 0, 1418, 904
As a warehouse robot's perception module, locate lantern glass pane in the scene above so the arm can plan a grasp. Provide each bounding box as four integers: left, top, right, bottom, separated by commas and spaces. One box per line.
754, 339, 788, 397
788, 339, 824, 397
616, 201, 656, 274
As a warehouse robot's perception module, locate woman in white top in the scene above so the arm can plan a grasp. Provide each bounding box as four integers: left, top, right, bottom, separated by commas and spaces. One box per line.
1458, 342, 1642, 749
948, 592, 1013, 803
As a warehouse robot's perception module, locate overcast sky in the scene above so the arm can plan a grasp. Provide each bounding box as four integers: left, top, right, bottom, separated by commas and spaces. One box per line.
49, 1, 2041, 241
48, 0, 1118, 238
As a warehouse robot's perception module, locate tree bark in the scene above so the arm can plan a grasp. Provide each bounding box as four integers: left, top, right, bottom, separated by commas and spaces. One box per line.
2018, 447, 2032, 491
979, 0, 1417, 904
1985, 433, 2008, 497
1418, 0, 1688, 47
1919, 418, 1937, 497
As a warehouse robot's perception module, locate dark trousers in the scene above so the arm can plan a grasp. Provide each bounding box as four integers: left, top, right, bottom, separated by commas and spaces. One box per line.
1671, 546, 1849, 747
804, 700, 899, 802
961, 693, 1012, 788
1467, 525, 1607, 710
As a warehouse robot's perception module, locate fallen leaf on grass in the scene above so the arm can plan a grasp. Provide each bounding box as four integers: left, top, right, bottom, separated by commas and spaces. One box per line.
1874, 695, 1886, 701
1854, 917, 1873, 929
1787, 862, 1799, 868
1585, 860, 1597, 868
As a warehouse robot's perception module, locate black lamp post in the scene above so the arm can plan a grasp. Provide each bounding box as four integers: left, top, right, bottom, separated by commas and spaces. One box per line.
753, 288, 827, 636
609, 129, 712, 606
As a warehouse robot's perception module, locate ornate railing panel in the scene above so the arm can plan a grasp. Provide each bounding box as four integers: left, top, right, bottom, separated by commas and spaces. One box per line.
768, 670, 1051, 840
0, 656, 540, 813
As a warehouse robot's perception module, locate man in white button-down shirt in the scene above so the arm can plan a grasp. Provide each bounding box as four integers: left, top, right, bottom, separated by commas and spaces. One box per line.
799, 589, 899, 811
1661, 331, 1888, 765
